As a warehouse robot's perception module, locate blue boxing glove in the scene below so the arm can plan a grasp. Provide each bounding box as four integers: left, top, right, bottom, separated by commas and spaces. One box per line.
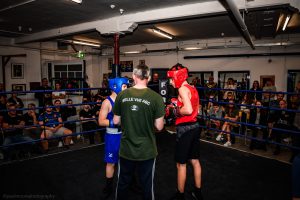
109, 119, 115, 128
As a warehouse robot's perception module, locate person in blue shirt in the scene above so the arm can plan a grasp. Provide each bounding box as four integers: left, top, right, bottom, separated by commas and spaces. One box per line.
38, 102, 72, 151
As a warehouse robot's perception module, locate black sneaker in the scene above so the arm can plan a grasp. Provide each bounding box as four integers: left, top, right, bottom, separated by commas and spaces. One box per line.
191, 188, 203, 200
102, 185, 113, 199
169, 190, 185, 200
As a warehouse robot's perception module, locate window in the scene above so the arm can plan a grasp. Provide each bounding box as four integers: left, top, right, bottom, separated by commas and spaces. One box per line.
189, 71, 213, 86
53, 64, 83, 79
50, 61, 85, 94
218, 71, 250, 101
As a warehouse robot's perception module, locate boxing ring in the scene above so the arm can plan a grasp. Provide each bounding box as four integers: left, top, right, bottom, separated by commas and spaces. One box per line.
0, 85, 299, 200
0, 132, 292, 200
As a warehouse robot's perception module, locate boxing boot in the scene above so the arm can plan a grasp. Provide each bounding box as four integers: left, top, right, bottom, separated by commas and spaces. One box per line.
191, 187, 203, 200
170, 189, 185, 200
102, 177, 113, 199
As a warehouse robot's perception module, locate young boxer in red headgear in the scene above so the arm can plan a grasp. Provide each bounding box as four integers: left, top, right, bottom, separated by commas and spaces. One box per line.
166, 63, 203, 200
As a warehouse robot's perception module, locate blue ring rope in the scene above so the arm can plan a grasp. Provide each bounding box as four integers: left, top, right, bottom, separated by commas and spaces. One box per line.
0, 85, 299, 151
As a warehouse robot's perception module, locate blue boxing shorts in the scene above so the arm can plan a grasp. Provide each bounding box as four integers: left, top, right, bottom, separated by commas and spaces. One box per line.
104, 127, 121, 164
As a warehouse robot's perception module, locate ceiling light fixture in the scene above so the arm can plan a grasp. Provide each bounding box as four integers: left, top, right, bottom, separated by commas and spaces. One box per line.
73, 40, 100, 47
282, 15, 290, 31
123, 51, 141, 54
152, 28, 173, 40
71, 0, 82, 4
184, 47, 203, 50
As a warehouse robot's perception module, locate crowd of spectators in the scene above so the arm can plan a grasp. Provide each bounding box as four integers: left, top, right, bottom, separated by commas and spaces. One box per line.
0, 77, 299, 161
197, 77, 300, 157
0, 79, 110, 160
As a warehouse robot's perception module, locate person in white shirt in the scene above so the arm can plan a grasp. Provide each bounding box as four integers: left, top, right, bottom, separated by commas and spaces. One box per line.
52, 82, 66, 105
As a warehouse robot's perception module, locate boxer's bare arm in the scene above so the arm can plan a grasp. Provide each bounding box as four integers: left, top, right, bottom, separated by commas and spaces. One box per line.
178, 86, 192, 115
154, 116, 164, 131
98, 99, 111, 127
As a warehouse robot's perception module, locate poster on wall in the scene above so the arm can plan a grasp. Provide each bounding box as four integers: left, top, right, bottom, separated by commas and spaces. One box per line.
120, 61, 133, 72
12, 84, 26, 95
139, 60, 145, 65
260, 75, 275, 88
11, 63, 24, 79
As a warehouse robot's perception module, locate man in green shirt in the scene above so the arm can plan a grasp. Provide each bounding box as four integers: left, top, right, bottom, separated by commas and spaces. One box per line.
113, 64, 165, 200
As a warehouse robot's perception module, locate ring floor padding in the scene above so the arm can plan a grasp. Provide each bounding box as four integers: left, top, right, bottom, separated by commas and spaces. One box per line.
0, 132, 291, 200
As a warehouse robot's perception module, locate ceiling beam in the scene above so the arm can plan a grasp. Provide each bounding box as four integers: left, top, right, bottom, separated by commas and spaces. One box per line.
15, 0, 296, 44
223, 0, 255, 49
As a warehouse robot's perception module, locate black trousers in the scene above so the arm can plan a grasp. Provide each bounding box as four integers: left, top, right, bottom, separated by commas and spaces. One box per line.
250, 127, 268, 148
82, 122, 97, 144
116, 157, 156, 200
272, 123, 293, 151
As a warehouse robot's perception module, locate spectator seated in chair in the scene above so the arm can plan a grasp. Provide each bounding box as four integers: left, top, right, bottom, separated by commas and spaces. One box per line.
38, 102, 72, 152
61, 99, 77, 133
79, 101, 98, 144
92, 97, 105, 142
23, 103, 41, 140
216, 99, 239, 147
249, 80, 263, 103
248, 100, 268, 151
7, 92, 24, 115
2, 103, 34, 160
206, 102, 223, 139
239, 93, 251, 135
270, 100, 295, 155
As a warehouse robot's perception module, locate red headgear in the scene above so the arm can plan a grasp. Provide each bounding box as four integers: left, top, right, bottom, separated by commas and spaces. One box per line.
167, 64, 188, 88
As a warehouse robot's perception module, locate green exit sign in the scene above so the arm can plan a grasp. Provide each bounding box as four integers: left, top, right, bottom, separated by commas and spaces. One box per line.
76, 51, 85, 59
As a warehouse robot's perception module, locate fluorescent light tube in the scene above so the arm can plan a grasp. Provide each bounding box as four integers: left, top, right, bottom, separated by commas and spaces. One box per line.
73, 40, 100, 47
282, 15, 290, 31
152, 28, 173, 40
184, 47, 203, 50
71, 0, 82, 3
124, 51, 141, 54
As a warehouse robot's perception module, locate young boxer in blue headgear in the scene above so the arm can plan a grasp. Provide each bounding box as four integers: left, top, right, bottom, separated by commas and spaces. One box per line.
98, 77, 128, 198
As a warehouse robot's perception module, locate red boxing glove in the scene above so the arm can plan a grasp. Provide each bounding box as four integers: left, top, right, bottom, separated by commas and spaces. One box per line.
165, 105, 181, 119
165, 104, 174, 118
170, 98, 183, 117
171, 98, 183, 107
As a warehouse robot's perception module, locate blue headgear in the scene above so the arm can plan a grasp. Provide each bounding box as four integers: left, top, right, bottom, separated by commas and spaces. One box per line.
109, 77, 128, 94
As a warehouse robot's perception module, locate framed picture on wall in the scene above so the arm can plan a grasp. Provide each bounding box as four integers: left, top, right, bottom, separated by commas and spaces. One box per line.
12, 84, 26, 95
139, 60, 145, 65
260, 75, 275, 88
120, 60, 133, 72
11, 63, 24, 79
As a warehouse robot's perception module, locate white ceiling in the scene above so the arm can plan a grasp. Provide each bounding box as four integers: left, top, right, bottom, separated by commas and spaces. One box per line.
0, 0, 299, 47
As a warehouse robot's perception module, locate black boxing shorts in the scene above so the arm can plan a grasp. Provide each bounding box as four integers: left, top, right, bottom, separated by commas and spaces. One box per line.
175, 122, 200, 164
